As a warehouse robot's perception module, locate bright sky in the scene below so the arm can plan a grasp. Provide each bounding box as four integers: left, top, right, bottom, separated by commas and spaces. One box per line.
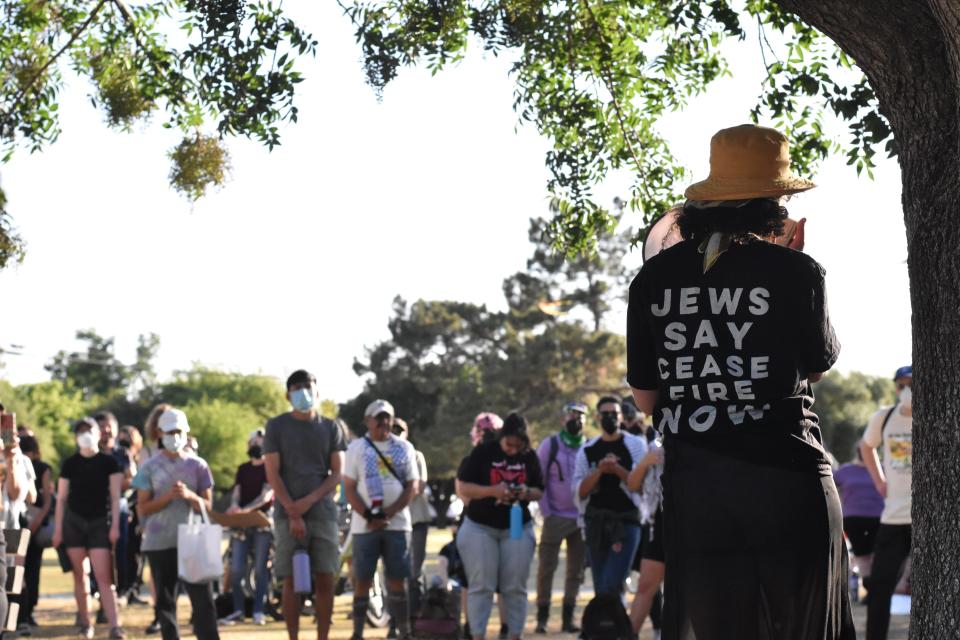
0, 3, 911, 401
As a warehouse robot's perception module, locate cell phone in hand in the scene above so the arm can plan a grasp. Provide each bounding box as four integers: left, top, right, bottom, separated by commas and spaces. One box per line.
0, 413, 15, 448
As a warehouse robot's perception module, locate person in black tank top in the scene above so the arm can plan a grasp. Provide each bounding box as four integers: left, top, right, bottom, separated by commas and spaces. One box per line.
626, 125, 854, 640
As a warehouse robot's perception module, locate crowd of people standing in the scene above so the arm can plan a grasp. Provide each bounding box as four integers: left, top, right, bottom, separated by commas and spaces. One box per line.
0, 124, 915, 640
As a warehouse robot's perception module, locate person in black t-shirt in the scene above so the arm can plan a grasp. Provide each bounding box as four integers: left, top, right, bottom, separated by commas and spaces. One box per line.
572, 396, 651, 597
220, 429, 275, 626
18, 435, 52, 630
456, 414, 543, 640
626, 124, 853, 640
52, 418, 125, 639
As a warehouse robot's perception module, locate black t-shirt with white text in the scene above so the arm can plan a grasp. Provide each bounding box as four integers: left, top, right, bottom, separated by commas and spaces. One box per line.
61, 452, 121, 518
626, 239, 839, 471
583, 437, 636, 513
458, 440, 544, 529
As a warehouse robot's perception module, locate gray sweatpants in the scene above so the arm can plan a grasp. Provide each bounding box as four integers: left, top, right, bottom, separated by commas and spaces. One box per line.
457, 517, 536, 637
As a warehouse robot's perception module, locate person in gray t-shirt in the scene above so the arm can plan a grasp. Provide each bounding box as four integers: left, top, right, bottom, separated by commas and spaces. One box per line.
263, 369, 345, 640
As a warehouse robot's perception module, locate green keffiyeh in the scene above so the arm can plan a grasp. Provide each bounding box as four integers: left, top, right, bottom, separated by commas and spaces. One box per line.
559, 430, 584, 448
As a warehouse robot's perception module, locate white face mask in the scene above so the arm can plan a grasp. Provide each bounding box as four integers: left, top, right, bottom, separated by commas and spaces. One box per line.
77, 432, 98, 451
899, 386, 912, 407
162, 433, 187, 452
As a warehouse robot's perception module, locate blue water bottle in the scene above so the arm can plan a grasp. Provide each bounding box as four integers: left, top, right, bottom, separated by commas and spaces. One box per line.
509, 502, 523, 540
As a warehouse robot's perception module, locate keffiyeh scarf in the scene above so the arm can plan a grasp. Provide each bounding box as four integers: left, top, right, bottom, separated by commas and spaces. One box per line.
363, 436, 410, 503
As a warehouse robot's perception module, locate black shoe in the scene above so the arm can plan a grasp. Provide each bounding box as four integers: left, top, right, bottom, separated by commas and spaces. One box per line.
145, 619, 160, 635
499, 624, 509, 640
535, 604, 549, 634
387, 621, 398, 639
561, 604, 580, 633
126, 593, 149, 607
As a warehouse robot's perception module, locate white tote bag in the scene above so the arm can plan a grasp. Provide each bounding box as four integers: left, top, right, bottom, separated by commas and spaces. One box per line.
177, 501, 223, 583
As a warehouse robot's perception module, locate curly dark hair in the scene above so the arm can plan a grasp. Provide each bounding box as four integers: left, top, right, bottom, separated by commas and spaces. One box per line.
676, 198, 788, 241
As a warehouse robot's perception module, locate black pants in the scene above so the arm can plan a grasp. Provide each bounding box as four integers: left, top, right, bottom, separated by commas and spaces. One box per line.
661, 441, 855, 640
866, 524, 911, 640
146, 549, 220, 640
17, 541, 43, 623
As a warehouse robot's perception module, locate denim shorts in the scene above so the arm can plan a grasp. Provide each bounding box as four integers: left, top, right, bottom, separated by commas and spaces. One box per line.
352, 529, 411, 581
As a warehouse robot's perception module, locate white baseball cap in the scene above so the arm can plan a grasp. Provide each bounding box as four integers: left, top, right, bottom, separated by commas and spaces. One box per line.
364, 399, 395, 418
157, 409, 190, 433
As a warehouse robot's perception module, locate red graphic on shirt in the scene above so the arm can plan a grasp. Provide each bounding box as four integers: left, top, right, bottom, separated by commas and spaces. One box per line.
489, 460, 527, 486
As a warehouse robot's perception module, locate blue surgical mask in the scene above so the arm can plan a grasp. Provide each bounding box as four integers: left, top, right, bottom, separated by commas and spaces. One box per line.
162, 433, 186, 452
290, 388, 315, 412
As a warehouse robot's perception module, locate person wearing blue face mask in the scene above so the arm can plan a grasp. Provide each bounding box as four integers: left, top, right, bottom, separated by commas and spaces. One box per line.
263, 369, 346, 640
132, 408, 218, 640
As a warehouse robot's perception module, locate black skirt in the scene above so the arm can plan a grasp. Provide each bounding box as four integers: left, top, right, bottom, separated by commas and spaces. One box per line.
661, 440, 856, 640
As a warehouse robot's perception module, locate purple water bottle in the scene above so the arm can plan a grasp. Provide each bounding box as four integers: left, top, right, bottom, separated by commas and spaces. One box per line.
293, 548, 312, 594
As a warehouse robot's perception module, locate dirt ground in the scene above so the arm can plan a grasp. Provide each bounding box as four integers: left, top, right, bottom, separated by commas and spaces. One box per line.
24, 528, 908, 639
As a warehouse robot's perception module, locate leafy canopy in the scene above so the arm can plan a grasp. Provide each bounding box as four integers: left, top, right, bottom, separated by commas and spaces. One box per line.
0, 0, 316, 262
339, 0, 893, 253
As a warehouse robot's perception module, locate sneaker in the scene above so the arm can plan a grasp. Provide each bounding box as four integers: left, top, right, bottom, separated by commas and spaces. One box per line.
145, 619, 160, 635
218, 611, 244, 626
79, 626, 95, 640
126, 593, 150, 607
16, 623, 31, 637
109, 627, 127, 639
252, 613, 267, 626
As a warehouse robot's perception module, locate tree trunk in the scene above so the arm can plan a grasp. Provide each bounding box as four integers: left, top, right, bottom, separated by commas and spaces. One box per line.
775, 1, 960, 636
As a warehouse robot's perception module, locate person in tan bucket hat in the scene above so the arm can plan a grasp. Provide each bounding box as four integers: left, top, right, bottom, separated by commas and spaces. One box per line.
684, 124, 816, 201
624, 125, 856, 639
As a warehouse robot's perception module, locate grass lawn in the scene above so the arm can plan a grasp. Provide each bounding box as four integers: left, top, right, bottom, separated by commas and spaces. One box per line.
25, 527, 903, 639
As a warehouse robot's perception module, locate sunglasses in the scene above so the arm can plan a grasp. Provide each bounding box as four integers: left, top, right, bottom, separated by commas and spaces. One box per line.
391, 425, 406, 435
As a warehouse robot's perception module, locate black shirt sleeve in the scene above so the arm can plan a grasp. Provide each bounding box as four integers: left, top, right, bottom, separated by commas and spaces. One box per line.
524, 450, 544, 490
799, 262, 841, 373
457, 450, 483, 485
626, 270, 661, 390
105, 454, 121, 475
60, 455, 74, 480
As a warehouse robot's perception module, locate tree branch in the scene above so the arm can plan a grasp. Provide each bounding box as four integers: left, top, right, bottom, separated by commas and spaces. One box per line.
0, 0, 111, 134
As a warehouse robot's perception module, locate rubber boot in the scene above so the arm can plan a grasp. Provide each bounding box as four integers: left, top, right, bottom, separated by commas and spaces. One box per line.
535, 605, 549, 634
561, 603, 580, 633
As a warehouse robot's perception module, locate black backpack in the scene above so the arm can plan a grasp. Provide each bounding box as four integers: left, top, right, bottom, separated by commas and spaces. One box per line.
413, 584, 461, 639
580, 593, 633, 640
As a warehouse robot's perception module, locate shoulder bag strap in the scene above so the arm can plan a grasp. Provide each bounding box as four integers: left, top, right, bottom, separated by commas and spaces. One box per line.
364, 436, 405, 483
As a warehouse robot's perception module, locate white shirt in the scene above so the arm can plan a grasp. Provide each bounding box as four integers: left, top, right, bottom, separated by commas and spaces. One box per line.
344, 435, 420, 534
863, 405, 912, 525
3, 450, 36, 529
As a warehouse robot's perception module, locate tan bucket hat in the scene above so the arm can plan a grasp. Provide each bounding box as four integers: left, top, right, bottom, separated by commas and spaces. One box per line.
684, 124, 816, 201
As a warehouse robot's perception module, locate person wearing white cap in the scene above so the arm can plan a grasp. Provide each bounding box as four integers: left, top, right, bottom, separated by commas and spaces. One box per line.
343, 399, 420, 640
219, 428, 275, 626
262, 369, 346, 640
131, 407, 219, 640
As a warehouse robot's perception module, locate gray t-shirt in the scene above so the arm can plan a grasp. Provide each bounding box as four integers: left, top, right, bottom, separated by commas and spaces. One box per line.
263, 412, 346, 520
131, 452, 214, 552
